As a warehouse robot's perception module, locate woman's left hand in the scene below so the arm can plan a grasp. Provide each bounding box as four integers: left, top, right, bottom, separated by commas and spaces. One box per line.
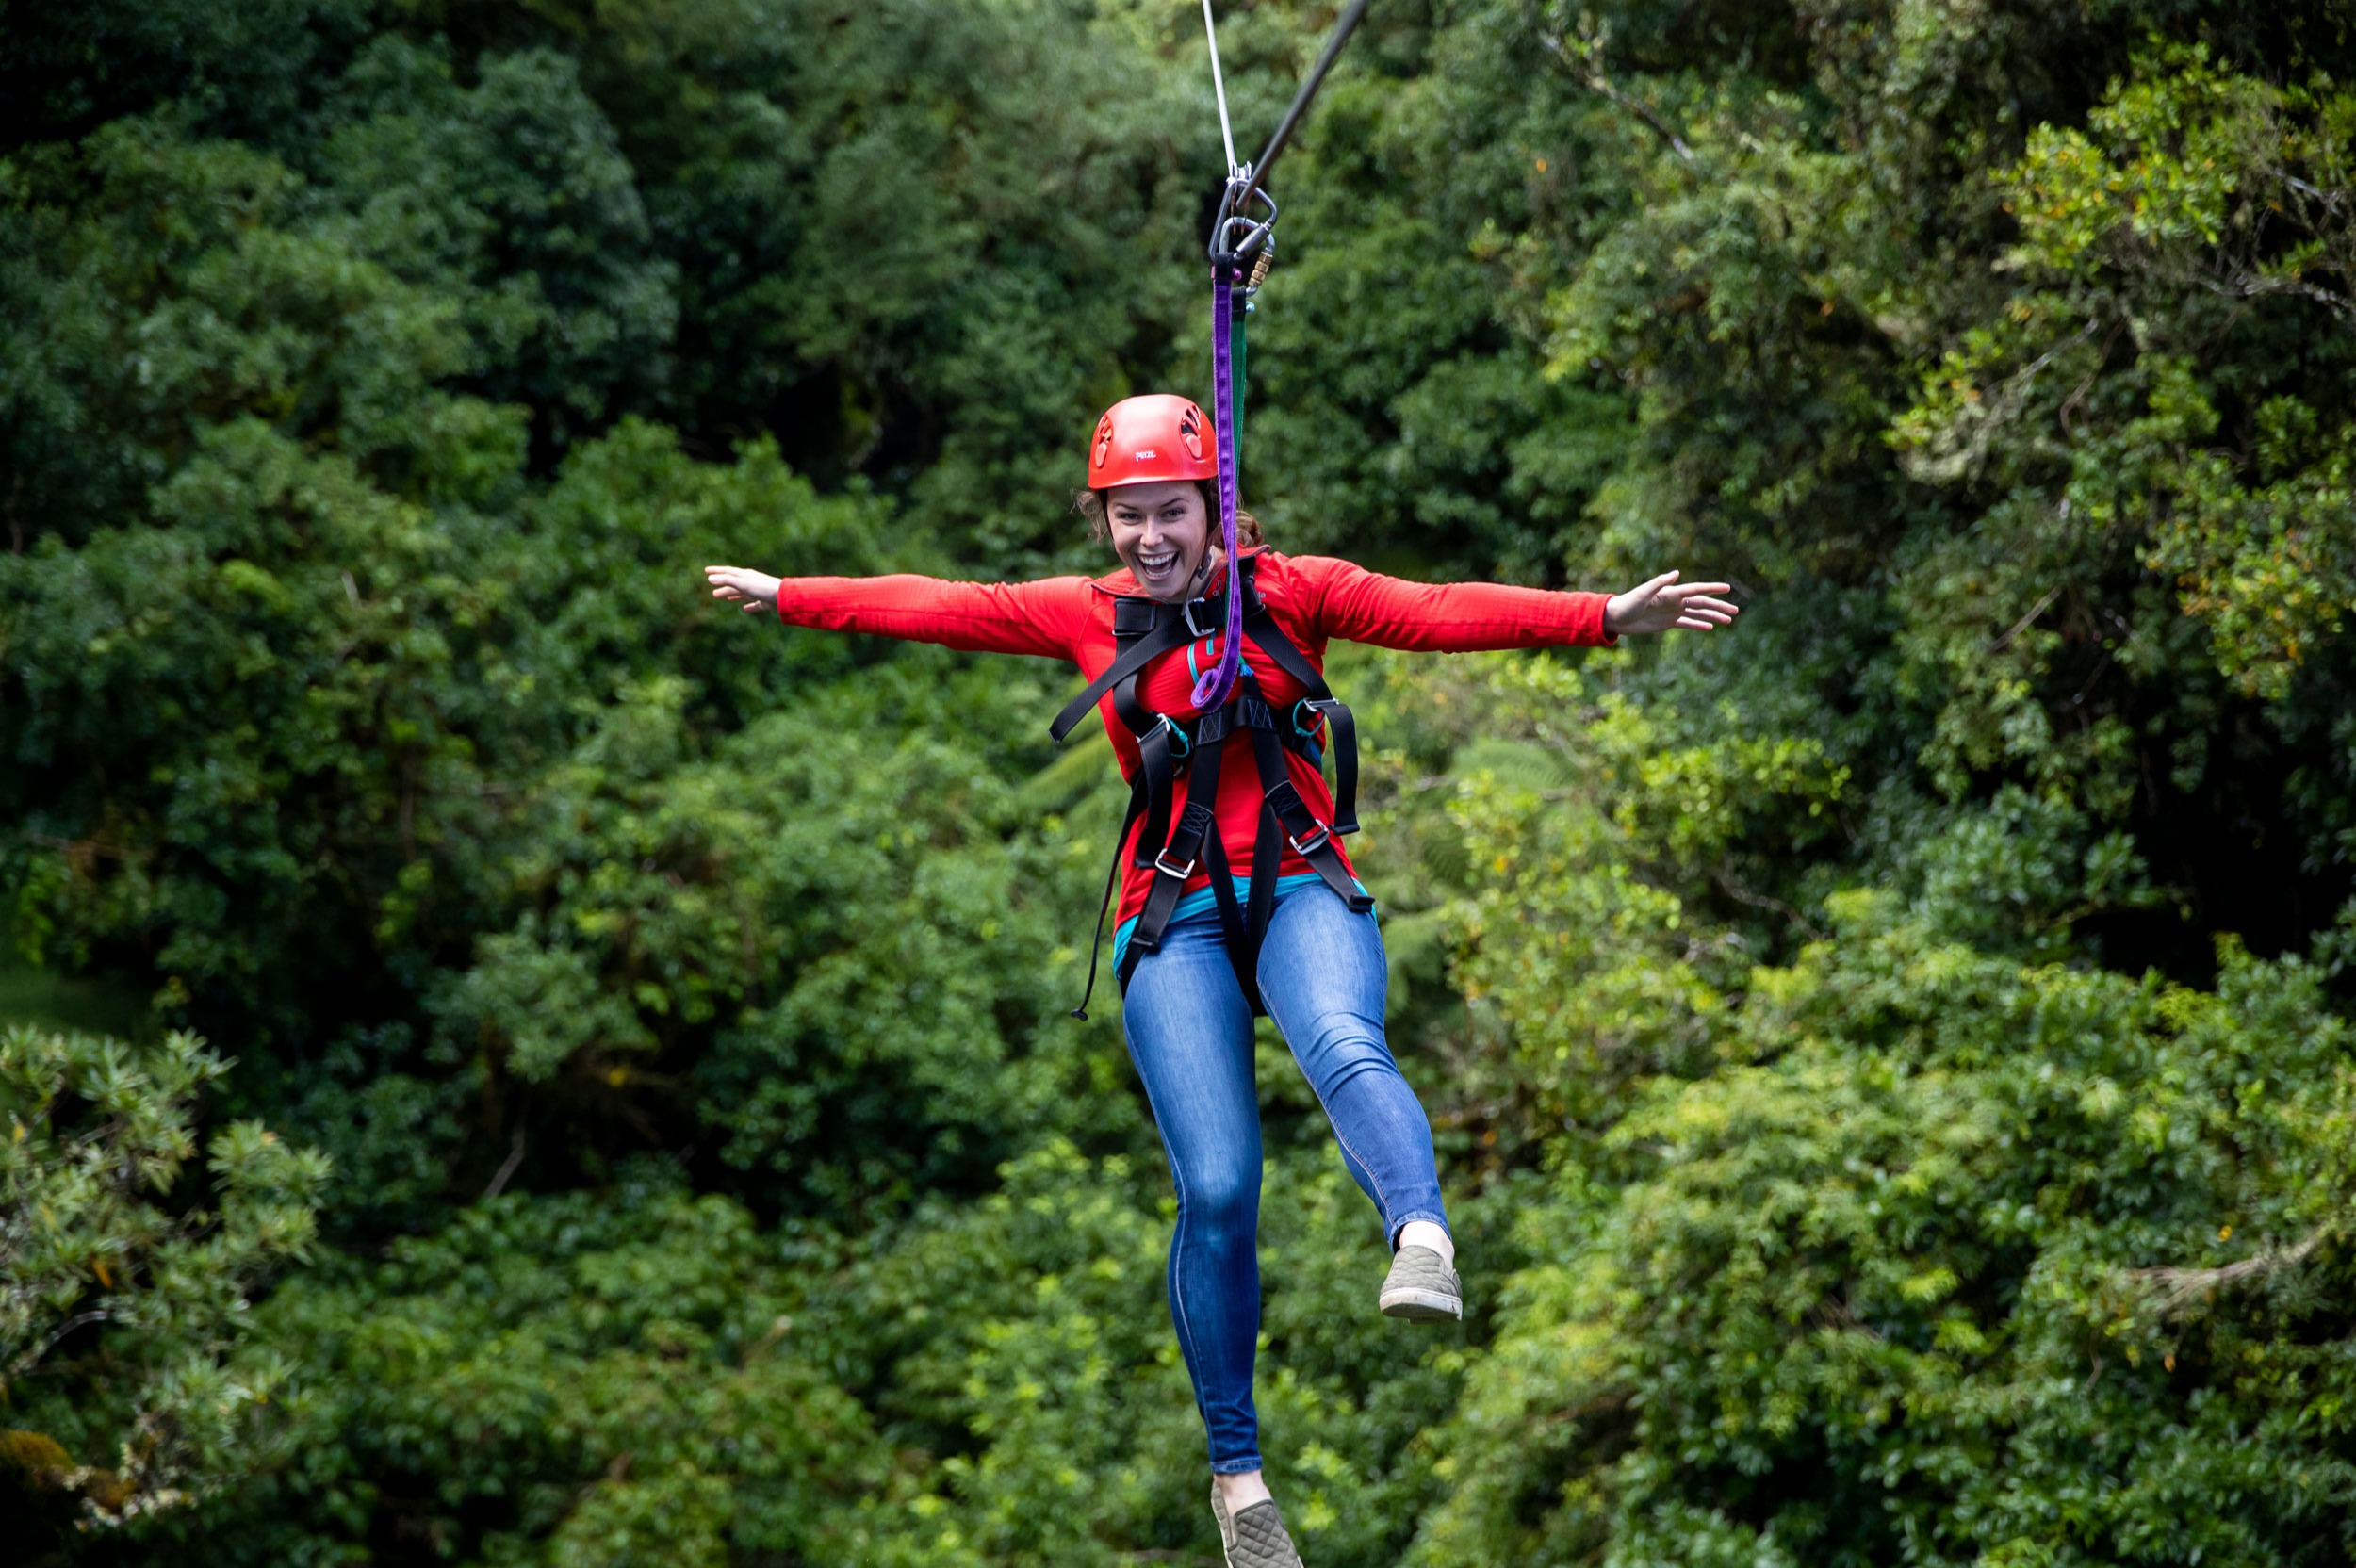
705, 564, 783, 613
1604, 571, 1741, 638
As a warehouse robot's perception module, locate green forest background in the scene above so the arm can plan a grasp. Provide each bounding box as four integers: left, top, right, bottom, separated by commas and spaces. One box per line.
4, 0, 2355, 1560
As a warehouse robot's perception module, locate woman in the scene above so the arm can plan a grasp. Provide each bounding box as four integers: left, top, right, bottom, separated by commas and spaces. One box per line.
705, 394, 1737, 1566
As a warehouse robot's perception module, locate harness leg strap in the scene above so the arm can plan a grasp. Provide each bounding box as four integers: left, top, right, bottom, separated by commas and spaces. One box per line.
1261, 776, 1373, 912
1133, 715, 1186, 868
1201, 825, 1264, 1013
1240, 717, 1290, 977
1300, 696, 1359, 834
1116, 799, 1220, 996
1128, 801, 1217, 955
1122, 726, 1230, 988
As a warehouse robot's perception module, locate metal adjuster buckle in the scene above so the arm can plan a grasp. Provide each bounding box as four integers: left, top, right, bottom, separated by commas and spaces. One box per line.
1182, 598, 1221, 638
1287, 825, 1332, 857
1153, 849, 1199, 880
1156, 714, 1192, 758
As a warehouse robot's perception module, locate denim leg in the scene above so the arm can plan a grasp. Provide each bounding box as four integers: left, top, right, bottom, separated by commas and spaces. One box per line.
1257, 885, 1450, 1247
1120, 911, 1266, 1474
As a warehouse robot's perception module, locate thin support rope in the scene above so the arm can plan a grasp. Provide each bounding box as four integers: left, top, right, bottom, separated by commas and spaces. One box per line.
1200, 0, 1239, 174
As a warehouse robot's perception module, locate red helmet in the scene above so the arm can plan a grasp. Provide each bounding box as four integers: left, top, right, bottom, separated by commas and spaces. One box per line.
1087, 394, 1218, 488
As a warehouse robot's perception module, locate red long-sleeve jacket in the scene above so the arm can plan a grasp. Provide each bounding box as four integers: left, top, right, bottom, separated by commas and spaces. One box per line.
776, 548, 1614, 927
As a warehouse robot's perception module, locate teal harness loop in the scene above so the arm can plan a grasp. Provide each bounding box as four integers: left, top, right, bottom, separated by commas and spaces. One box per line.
1061, 557, 1367, 1021
1186, 637, 1252, 688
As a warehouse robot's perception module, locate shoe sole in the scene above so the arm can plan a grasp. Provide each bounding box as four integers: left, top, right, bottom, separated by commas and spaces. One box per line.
1380, 1286, 1462, 1321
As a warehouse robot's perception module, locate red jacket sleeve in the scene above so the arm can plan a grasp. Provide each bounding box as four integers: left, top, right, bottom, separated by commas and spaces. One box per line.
774, 575, 1092, 661
1289, 555, 1616, 650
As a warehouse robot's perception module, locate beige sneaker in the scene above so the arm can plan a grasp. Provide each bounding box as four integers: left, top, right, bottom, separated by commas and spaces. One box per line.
1378, 1243, 1463, 1321
1211, 1481, 1304, 1567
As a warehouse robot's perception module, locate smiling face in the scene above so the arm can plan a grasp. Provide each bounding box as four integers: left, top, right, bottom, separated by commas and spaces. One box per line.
1104, 481, 1216, 602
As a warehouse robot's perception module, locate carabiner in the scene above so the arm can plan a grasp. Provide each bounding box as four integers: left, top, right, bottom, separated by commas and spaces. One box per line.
1210, 169, 1278, 267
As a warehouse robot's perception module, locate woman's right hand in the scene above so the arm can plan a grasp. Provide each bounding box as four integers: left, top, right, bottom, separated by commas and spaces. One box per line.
705, 564, 783, 614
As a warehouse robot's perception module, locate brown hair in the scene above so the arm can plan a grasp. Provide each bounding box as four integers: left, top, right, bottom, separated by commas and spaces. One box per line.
1074, 481, 1264, 550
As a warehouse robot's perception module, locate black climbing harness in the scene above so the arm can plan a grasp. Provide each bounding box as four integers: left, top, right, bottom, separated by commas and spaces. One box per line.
1061, 2, 1376, 1021
1060, 556, 1370, 1021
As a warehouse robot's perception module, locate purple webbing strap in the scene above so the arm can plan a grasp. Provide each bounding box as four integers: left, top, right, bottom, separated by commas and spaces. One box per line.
1191, 259, 1244, 712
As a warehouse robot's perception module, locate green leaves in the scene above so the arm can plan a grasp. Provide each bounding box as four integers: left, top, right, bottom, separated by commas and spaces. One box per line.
322, 38, 681, 439
2004, 46, 2299, 270
2144, 408, 2356, 702
0, 1025, 327, 1531
1420, 900, 2356, 1565
6, 1, 2356, 1563
156, 1170, 892, 1565
1896, 48, 2356, 726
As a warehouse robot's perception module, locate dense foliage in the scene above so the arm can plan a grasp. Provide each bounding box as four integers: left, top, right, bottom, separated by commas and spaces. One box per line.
3, 0, 2353, 1560
0, 1024, 328, 1527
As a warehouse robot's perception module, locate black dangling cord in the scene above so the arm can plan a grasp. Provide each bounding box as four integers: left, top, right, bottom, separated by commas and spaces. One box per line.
1070, 817, 1132, 1021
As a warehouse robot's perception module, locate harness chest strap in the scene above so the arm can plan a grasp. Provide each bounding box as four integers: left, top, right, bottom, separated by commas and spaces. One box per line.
1055, 564, 1357, 835
1058, 561, 1367, 1020
1050, 612, 1189, 743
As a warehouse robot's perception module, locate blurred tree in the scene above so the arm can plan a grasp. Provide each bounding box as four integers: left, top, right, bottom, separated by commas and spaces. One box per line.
0, 1025, 326, 1541
1, 0, 2354, 1561
1416, 896, 2356, 1565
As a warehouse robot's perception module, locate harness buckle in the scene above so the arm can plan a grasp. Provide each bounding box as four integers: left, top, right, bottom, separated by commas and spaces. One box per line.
1153, 849, 1200, 880
1156, 714, 1192, 759
1182, 597, 1222, 639
1287, 824, 1332, 858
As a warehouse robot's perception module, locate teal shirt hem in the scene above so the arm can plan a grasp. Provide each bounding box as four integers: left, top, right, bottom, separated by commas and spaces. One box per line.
1110, 874, 1371, 975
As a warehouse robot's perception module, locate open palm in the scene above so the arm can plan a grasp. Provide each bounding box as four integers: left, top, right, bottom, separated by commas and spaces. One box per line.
1604, 571, 1741, 638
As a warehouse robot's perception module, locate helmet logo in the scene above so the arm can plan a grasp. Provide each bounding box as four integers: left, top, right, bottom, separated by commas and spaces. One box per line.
1137, 449, 1156, 459
1179, 404, 1204, 460
1091, 415, 1115, 472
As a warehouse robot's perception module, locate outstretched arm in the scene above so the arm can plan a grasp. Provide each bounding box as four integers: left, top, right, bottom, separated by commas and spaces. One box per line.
703, 564, 1089, 660
1301, 555, 1743, 645
1300, 557, 1737, 651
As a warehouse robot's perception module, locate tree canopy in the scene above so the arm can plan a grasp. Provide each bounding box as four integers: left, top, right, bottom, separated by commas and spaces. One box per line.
3, 0, 2354, 1560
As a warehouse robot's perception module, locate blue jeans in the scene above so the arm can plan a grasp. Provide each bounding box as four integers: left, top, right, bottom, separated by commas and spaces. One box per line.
1121, 880, 1450, 1474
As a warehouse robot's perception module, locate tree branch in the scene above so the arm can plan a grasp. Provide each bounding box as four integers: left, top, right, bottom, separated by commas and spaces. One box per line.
1710, 866, 1824, 939
1536, 26, 1700, 173
2130, 1224, 2328, 1318
480, 1123, 527, 1201
11, 1309, 113, 1381
1989, 584, 2065, 653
